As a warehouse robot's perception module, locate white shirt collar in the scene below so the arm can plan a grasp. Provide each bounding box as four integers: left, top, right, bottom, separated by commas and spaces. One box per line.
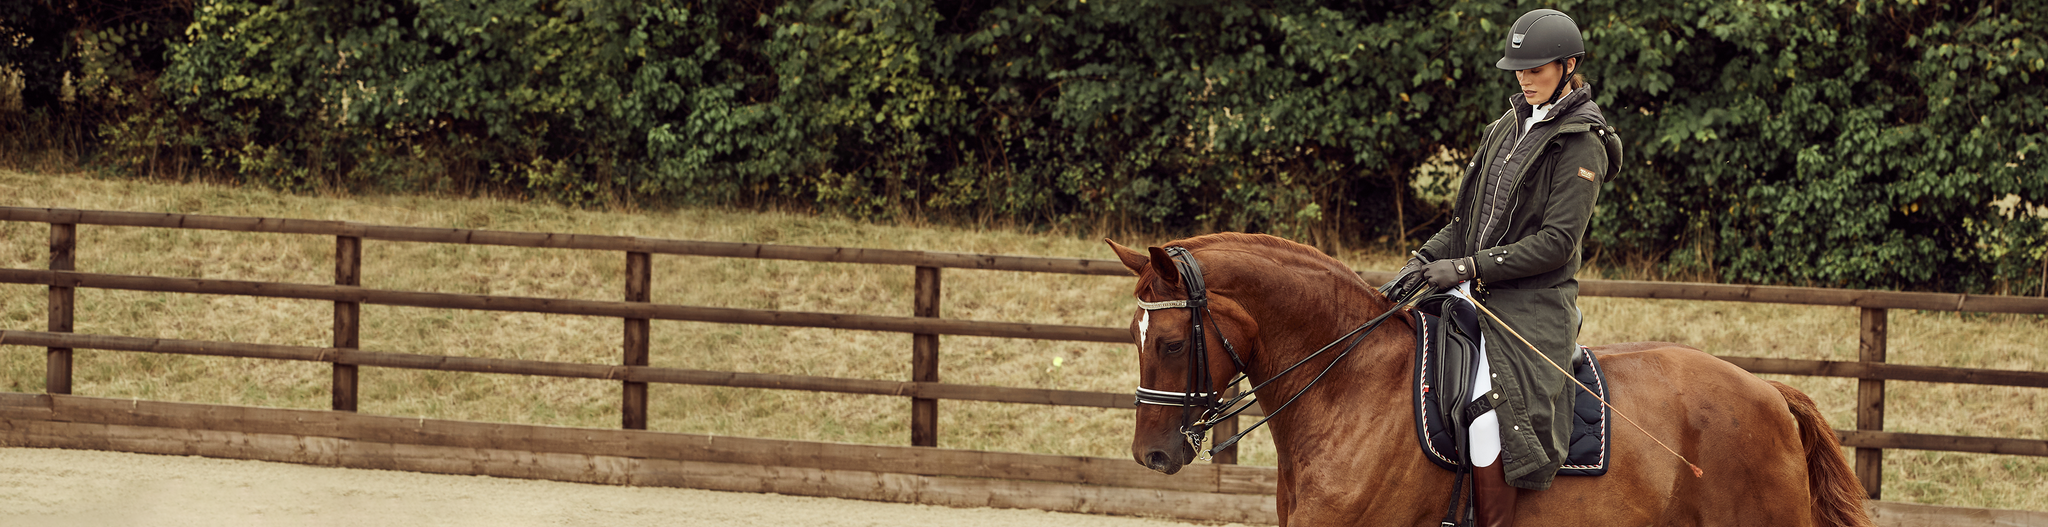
1524, 103, 1552, 134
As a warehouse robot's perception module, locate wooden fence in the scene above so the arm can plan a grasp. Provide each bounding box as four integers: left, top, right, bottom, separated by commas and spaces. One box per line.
2, 206, 2046, 524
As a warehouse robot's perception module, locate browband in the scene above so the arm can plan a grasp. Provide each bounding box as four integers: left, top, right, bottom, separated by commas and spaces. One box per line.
1137, 299, 1190, 311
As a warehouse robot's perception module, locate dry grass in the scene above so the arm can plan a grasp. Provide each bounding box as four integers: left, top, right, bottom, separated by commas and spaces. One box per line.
1, 168, 2042, 512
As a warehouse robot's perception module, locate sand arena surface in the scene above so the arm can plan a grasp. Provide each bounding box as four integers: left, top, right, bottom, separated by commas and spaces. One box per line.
0, 448, 1230, 527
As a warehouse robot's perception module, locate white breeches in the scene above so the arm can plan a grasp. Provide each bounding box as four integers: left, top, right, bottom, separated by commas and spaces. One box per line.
1452, 282, 1503, 467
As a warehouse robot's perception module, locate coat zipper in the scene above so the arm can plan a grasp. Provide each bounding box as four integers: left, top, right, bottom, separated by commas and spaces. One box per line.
1492, 127, 1567, 249
1477, 107, 1567, 251
1461, 109, 1517, 247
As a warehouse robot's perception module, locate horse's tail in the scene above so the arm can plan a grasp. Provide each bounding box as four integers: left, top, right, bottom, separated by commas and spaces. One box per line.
1769, 380, 1875, 527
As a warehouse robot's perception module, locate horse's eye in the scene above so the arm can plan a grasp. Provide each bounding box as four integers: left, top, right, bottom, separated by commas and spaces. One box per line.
1162, 340, 1186, 355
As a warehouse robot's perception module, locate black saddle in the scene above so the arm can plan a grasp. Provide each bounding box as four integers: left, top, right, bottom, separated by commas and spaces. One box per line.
1408, 297, 1613, 476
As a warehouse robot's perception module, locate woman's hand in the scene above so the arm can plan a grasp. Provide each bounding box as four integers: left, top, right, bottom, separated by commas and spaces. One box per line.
1421, 257, 1476, 289
1378, 257, 1429, 299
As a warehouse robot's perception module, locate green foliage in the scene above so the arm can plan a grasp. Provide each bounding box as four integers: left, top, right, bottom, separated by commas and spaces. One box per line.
4, 0, 2044, 291
155, 0, 715, 201
639, 0, 1510, 238
1571, 0, 2048, 291
0, 1, 80, 112
1, 1, 189, 167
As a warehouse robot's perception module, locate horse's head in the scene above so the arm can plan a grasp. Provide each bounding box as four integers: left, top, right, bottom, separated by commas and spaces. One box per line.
1107, 239, 1261, 475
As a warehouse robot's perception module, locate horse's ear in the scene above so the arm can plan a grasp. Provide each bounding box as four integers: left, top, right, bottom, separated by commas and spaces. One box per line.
1146, 246, 1182, 284
1106, 239, 1149, 276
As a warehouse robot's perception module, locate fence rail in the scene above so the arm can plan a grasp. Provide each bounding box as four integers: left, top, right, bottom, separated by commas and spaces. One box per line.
0, 268, 1128, 342
4, 206, 2046, 507
0, 330, 1142, 411
0, 208, 1131, 275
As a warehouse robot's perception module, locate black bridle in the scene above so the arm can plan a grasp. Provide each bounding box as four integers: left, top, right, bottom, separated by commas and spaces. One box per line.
1134, 246, 1414, 458
1133, 247, 1249, 456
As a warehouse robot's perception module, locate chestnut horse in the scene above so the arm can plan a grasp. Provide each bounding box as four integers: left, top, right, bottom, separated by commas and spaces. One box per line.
1107, 234, 1873, 526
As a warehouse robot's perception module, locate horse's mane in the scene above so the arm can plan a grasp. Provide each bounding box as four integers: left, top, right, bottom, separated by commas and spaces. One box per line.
1175, 232, 1355, 273
1132, 232, 1368, 300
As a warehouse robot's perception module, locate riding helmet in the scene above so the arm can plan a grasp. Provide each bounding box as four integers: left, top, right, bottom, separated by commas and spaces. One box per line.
1495, 9, 1584, 71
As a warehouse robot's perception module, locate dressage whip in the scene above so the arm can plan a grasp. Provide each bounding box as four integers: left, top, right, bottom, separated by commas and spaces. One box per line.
1461, 293, 1705, 479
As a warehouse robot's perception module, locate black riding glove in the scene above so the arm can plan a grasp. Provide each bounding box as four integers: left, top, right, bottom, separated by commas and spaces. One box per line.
1378, 256, 1429, 298
1420, 257, 1476, 289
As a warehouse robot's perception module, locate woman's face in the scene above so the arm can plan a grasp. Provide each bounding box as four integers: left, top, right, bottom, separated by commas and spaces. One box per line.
1514, 58, 1575, 106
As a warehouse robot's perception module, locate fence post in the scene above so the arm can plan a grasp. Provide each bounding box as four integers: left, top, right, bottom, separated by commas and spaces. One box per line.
623, 252, 651, 430
1213, 387, 1239, 464
46, 222, 75, 395
333, 236, 361, 411
1856, 307, 1887, 500
912, 266, 940, 447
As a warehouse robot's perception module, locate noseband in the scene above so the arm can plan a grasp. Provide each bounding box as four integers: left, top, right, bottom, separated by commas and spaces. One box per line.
1135, 245, 1412, 458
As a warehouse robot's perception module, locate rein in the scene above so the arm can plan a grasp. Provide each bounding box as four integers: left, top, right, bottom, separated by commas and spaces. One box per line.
1134, 246, 1412, 458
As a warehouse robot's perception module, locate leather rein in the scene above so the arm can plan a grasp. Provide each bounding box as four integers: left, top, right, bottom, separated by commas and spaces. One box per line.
1134, 246, 1412, 458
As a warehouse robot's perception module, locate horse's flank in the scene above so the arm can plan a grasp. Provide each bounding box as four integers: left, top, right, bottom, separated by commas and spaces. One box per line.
1110, 233, 1873, 526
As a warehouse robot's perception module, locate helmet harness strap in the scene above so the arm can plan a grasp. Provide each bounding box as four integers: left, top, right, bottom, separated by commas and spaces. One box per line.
1542, 57, 1577, 107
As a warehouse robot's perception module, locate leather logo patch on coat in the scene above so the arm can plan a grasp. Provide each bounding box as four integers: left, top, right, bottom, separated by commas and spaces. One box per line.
1577, 167, 1596, 181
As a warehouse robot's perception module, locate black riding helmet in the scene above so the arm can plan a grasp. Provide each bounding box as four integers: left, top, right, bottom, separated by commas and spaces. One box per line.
1496, 9, 1585, 106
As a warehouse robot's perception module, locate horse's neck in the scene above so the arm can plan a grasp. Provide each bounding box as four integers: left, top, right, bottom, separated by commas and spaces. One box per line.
1232, 269, 1425, 492
1251, 321, 1414, 453
1200, 243, 1444, 520
1236, 274, 1415, 450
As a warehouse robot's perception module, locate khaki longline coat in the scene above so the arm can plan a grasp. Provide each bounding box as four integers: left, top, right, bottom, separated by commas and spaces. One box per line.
1419, 84, 1612, 490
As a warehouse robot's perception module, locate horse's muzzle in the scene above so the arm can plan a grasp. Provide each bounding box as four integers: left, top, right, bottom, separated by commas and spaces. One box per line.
1134, 439, 1195, 475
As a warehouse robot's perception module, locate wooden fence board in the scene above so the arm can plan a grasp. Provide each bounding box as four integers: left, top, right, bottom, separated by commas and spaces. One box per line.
1867, 501, 2048, 527
1716, 356, 2048, 389
9, 392, 2032, 493
0, 394, 1274, 495
1839, 430, 2048, 458
0, 394, 2031, 526
1355, 271, 2048, 314
0, 329, 1149, 406
0, 207, 1132, 276
0, 269, 1130, 342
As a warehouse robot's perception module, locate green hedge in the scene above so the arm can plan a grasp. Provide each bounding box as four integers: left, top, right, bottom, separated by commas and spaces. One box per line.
1584, 0, 2048, 292
3, 0, 2044, 292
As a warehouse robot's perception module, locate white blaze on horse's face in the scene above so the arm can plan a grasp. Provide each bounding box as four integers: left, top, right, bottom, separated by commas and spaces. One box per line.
1138, 310, 1152, 350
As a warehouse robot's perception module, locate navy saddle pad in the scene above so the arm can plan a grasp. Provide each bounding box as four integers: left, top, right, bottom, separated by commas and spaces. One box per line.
1410, 309, 1613, 476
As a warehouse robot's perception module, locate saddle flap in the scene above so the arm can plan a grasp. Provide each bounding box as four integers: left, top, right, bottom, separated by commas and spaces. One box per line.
1411, 306, 1613, 477
1413, 294, 1481, 423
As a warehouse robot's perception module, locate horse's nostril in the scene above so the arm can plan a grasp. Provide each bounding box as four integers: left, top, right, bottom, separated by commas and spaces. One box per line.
1146, 451, 1171, 469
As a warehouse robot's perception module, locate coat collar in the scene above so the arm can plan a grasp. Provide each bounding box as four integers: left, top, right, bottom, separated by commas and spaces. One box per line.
1510, 83, 1601, 128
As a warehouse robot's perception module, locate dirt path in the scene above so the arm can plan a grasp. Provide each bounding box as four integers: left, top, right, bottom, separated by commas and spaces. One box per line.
0, 448, 1231, 527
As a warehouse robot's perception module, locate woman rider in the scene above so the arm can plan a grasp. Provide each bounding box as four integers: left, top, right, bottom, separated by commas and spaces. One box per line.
1384, 9, 1615, 527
